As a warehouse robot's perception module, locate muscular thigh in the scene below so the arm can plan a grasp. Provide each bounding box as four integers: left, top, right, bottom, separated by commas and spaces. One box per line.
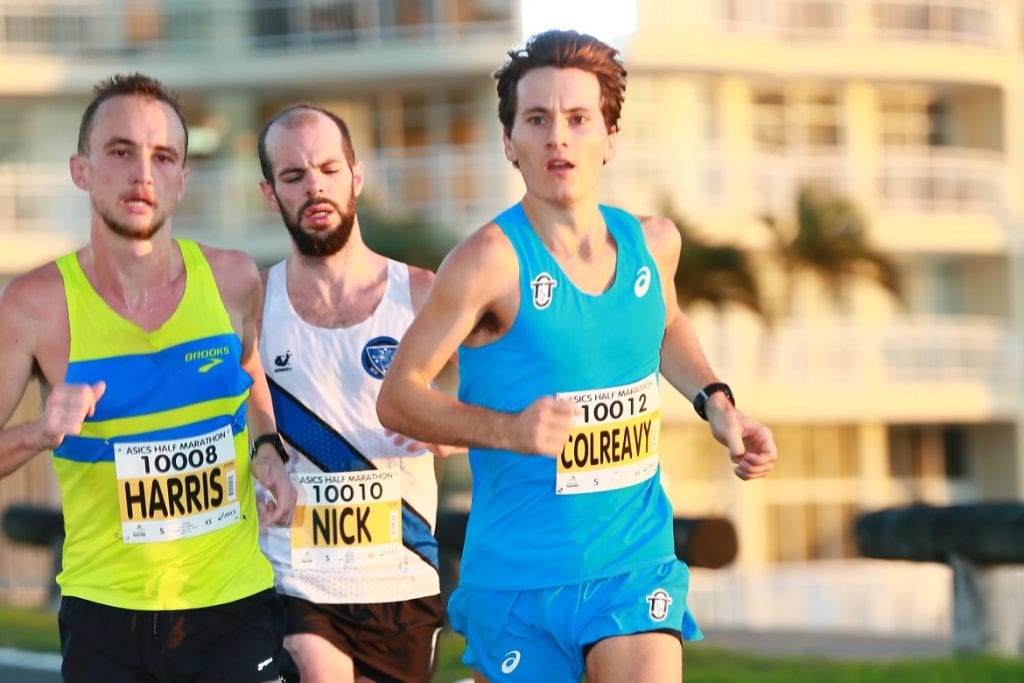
586, 631, 682, 683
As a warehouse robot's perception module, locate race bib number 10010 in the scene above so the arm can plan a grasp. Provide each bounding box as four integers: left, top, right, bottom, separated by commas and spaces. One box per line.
114, 425, 239, 543
555, 373, 661, 495
290, 470, 403, 570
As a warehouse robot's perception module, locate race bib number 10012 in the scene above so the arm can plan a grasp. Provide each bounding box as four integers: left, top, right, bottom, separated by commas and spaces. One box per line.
555, 373, 661, 495
114, 425, 239, 543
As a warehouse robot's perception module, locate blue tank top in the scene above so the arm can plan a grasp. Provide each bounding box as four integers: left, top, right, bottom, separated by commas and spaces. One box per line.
457, 203, 676, 590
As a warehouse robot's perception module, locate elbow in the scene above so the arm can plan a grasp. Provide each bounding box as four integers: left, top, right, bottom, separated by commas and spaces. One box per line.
375, 384, 402, 433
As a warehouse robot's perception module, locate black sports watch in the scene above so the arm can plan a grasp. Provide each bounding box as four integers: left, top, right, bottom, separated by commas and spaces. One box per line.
693, 382, 735, 421
251, 432, 289, 464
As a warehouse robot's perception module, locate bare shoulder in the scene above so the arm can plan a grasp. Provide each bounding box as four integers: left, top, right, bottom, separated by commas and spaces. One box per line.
0, 262, 64, 327
406, 263, 436, 313
441, 222, 516, 281
637, 214, 682, 259
198, 244, 261, 307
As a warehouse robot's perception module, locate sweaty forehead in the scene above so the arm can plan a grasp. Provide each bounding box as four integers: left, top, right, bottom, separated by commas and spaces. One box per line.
91, 95, 186, 153
515, 67, 602, 112
267, 114, 345, 165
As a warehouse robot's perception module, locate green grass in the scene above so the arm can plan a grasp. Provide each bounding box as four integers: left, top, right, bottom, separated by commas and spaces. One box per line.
0, 605, 60, 653
2, 607, 1022, 682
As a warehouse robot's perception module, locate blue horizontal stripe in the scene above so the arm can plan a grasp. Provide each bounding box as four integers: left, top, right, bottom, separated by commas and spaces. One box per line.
64, 334, 251, 422
53, 408, 247, 464
269, 377, 438, 568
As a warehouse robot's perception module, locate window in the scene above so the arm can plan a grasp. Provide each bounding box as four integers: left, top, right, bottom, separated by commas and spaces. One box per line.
753, 85, 842, 150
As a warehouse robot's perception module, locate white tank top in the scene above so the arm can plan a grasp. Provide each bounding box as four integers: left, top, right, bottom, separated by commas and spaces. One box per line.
258, 259, 439, 603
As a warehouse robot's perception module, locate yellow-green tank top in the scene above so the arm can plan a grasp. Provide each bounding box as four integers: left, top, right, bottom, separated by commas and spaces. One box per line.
52, 239, 273, 609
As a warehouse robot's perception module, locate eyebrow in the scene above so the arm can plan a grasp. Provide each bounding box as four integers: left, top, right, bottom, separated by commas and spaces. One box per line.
277, 158, 344, 177
520, 105, 593, 117
102, 137, 181, 160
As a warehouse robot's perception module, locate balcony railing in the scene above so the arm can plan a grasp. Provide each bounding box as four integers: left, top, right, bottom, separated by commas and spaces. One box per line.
715, 0, 851, 40
699, 314, 1017, 400
713, 0, 1003, 47
872, 0, 1002, 46
750, 145, 1004, 216
0, 0, 517, 57
878, 146, 1004, 213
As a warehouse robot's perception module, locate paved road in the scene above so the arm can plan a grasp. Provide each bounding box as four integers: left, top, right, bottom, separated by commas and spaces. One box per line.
0, 648, 60, 682
698, 628, 951, 661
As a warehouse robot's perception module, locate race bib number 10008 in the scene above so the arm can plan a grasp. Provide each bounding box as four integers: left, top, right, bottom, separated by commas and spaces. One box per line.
114, 425, 239, 543
555, 373, 661, 495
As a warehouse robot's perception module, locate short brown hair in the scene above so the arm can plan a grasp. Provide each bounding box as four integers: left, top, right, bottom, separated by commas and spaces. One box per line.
78, 73, 188, 160
493, 29, 627, 136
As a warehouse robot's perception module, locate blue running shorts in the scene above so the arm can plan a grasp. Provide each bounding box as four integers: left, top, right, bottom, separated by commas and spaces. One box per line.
448, 559, 702, 681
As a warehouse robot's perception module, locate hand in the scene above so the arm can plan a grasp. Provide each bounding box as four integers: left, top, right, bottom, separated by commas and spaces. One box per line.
39, 381, 106, 449
385, 429, 430, 454
708, 405, 777, 480
251, 447, 297, 527
510, 396, 577, 458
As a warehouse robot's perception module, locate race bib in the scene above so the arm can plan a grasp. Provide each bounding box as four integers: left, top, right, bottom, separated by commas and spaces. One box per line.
114, 425, 239, 543
290, 470, 403, 570
555, 373, 661, 495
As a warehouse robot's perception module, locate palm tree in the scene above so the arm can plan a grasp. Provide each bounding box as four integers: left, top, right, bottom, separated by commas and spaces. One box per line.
763, 185, 901, 313
662, 201, 768, 323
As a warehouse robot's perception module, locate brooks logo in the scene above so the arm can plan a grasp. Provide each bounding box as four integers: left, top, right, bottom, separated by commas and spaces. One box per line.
185, 346, 230, 372
256, 656, 273, 672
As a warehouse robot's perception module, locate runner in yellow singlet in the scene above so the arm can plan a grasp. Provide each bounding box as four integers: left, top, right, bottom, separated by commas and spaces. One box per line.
0, 73, 296, 683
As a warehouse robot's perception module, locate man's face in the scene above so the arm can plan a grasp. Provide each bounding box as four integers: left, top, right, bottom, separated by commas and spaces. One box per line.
260, 113, 364, 257
70, 95, 188, 241
503, 67, 615, 208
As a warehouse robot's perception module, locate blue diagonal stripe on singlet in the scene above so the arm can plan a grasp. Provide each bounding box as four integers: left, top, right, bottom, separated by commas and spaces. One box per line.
267, 376, 438, 569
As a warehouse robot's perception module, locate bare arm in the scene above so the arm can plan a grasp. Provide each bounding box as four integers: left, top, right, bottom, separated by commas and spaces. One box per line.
208, 248, 296, 524
0, 266, 105, 478
644, 215, 777, 480
377, 226, 575, 457
383, 265, 464, 458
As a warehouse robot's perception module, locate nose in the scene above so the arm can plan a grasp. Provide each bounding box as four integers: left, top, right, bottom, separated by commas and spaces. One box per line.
304, 171, 323, 197
547, 116, 567, 147
130, 155, 154, 185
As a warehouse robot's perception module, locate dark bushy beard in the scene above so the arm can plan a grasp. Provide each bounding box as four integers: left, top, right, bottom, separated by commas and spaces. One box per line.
279, 191, 356, 257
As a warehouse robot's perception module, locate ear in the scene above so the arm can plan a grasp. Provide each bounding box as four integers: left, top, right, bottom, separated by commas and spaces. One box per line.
502, 129, 518, 167
603, 126, 618, 165
351, 159, 365, 198
176, 166, 189, 202
69, 154, 91, 191
259, 179, 280, 210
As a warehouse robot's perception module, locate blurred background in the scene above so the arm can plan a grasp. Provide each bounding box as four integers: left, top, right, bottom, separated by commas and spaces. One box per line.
1, 0, 1023, 655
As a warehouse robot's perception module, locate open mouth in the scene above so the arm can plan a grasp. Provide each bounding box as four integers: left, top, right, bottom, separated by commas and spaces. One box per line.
303, 204, 335, 224
122, 195, 155, 210
545, 159, 574, 171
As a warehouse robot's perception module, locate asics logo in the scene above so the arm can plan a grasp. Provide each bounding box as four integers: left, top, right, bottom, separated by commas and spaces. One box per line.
634, 266, 651, 297
501, 649, 521, 674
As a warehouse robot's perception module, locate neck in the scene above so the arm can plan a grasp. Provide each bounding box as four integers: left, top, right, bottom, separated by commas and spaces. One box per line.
86, 228, 178, 294
520, 196, 606, 255
287, 225, 387, 302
